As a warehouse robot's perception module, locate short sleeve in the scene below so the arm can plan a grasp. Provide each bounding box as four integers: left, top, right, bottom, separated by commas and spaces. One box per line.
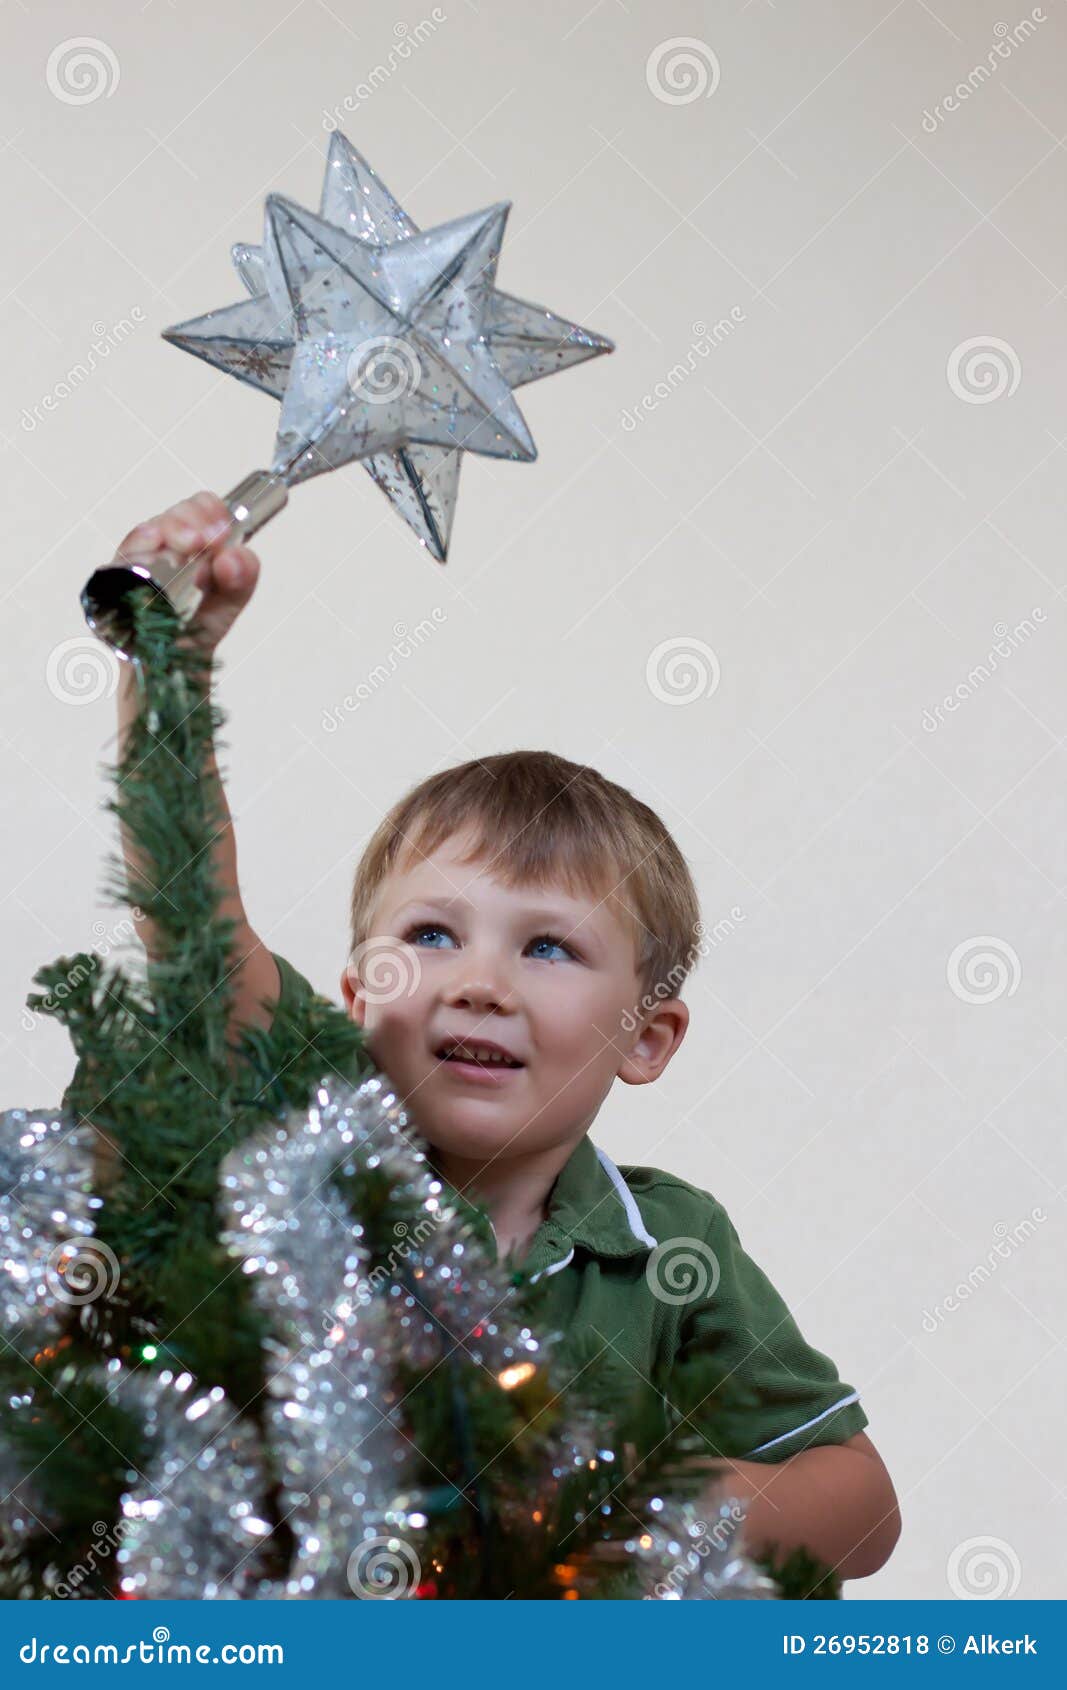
674, 1207, 868, 1463
264, 951, 371, 1094
270, 951, 320, 1021
140, 950, 322, 1043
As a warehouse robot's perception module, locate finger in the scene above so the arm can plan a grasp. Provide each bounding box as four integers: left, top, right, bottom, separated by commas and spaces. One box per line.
170, 494, 213, 527
205, 544, 260, 600
165, 494, 232, 549
118, 491, 232, 562
187, 489, 233, 540
189, 488, 232, 524
158, 505, 223, 555
116, 518, 163, 557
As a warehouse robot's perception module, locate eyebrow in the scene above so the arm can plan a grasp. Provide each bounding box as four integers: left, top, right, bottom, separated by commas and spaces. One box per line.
390, 896, 473, 919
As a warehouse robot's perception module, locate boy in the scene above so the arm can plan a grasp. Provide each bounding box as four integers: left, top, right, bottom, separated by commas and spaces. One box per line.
100, 491, 901, 1583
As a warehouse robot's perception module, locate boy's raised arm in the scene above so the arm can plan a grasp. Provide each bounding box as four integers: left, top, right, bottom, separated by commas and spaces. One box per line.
113, 489, 281, 1039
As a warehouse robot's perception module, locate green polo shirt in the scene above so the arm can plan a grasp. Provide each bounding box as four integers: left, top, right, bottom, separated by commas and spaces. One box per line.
268, 953, 869, 1464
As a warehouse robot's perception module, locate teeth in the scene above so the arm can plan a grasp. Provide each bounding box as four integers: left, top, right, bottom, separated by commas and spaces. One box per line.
444, 1043, 518, 1066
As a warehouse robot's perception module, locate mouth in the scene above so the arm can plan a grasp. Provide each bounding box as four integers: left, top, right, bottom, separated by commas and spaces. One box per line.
433, 1038, 525, 1083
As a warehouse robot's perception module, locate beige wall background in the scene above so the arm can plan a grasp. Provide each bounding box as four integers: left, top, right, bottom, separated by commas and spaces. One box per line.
2, 0, 1064, 1600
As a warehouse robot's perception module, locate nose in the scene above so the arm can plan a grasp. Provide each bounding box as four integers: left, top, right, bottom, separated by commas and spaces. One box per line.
442, 943, 515, 1015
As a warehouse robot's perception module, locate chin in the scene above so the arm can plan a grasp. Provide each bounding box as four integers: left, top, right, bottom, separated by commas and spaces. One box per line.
409, 1106, 518, 1158
423, 1101, 582, 1169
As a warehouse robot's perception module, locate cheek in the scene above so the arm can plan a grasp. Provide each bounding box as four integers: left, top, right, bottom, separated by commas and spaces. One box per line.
360, 992, 427, 1059
534, 990, 627, 1071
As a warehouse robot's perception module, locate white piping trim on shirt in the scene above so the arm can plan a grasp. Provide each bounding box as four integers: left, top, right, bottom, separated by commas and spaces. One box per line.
527, 1245, 575, 1284
744, 1389, 862, 1456
527, 1147, 658, 1282
594, 1147, 659, 1249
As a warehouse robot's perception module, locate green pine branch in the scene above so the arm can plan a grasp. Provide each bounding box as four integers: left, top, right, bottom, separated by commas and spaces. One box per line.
11, 591, 370, 1588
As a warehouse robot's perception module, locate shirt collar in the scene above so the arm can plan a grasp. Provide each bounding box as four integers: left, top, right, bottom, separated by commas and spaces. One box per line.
428, 1134, 658, 1269
547, 1133, 659, 1259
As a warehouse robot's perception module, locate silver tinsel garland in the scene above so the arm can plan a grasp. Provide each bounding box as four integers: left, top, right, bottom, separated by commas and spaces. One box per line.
1, 1077, 780, 1599
216, 1072, 544, 1597
259, 1327, 422, 1599
0, 1108, 104, 1340
218, 1073, 543, 1375
112, 1362, 272, 1600
0, 1108, 98, 1584
625, 1495, 778, 1601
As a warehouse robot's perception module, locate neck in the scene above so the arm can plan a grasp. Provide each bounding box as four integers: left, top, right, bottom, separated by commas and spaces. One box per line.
430, 1137, 580, 1263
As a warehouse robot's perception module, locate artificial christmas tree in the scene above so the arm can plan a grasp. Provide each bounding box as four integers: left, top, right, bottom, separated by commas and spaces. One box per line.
3, 591, 837, 1600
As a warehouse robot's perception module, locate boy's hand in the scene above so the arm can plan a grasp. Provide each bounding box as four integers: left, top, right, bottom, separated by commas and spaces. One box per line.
115, 490, 260, 651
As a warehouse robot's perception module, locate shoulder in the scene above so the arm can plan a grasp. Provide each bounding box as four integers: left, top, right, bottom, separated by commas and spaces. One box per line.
260, 951, 370, 1096
271, 951, 337, 1013
615, 1160, 733, 1242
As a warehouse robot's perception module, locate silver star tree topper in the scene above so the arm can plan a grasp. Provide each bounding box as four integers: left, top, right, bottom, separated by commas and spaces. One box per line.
82, 133, 613, 656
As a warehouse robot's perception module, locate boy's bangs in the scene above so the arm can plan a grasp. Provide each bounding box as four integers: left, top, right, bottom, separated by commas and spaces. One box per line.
400, 807, 630, 912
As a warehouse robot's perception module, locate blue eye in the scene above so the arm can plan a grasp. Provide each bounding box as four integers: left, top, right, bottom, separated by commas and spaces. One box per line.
406, 923, 456, 949
527, 934, 575, 962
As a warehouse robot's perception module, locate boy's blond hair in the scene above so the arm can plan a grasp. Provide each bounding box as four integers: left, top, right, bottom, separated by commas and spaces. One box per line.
349, 750, 703, 1007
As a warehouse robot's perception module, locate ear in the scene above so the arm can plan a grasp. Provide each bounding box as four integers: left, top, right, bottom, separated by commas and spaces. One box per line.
617, 998, 689, 1086
340, 960, 366, 1027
